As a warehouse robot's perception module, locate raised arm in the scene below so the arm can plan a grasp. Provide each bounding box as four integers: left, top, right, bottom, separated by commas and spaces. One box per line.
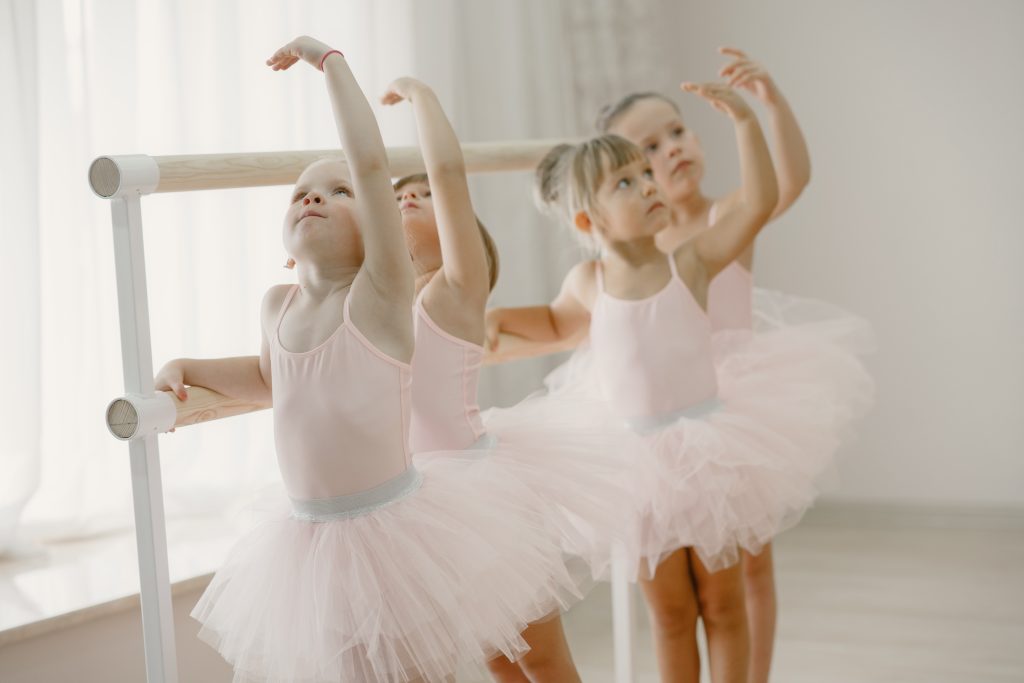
718, 46, 810, 220
382, 78, 490, 302
267, 37, 412, 305
680, 82, 778, 278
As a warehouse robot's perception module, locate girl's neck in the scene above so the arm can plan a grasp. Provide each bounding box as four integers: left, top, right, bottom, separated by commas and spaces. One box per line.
602, 236, 663, 270
669, 190, 713, 224
296, 263, 360, 301
412, 255, 441, 296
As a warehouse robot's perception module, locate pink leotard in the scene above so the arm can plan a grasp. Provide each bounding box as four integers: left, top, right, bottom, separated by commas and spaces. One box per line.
408, 294, 488, 453
271, 284, 416, 504
588, 257, 720, 432
706, 203, 754, 331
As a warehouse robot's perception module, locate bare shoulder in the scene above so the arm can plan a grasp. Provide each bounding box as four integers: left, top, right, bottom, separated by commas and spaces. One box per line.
260, 284, 294, 330
563, 259, 600, 310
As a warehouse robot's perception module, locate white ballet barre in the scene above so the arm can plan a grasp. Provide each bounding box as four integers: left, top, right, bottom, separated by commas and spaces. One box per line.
93, 139, 638, 683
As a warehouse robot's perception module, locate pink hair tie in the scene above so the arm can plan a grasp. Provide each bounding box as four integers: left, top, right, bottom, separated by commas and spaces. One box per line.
319, 50, 344, 71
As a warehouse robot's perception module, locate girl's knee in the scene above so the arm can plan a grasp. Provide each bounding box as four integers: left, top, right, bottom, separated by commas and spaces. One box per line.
696, 573, 747, 624
648, 594, 700, 638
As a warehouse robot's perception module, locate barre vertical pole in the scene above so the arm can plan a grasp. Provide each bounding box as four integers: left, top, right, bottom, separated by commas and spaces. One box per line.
99, 154, 178, 683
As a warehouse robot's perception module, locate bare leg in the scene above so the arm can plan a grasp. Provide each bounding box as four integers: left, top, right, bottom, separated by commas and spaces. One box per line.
486, 654, 532, 683
691, 550, 749, 683
741, 545, 776, 683
639, 548, 701, 682
487, 615, 581, 683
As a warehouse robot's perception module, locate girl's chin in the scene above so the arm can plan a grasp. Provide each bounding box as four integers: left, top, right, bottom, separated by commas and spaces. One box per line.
666, 177, 699, 197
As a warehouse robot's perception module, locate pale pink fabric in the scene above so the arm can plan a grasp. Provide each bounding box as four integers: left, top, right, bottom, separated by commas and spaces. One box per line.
271, 284, 412, 499
409, 297, 486, 453
546, 251, 875, 574
192, 284, 595, 683
589, 256, 719, 423
708, 261, 754, 332
408, 295, 637, 580
706, 202, 754, 332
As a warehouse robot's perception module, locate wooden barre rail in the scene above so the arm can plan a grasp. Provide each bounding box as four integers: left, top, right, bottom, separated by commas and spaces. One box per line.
90, 140, 567, 197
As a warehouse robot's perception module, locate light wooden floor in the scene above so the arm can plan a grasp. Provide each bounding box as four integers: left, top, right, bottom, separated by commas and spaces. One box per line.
491, 505, 1024, 683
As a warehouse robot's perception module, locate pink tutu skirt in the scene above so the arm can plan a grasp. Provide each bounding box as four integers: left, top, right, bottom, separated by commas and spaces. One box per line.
192, 459, 588, 683
543, 292, 874, 576
412, 388, 639, 584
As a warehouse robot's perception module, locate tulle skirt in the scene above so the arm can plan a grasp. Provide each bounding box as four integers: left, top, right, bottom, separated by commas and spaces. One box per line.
192, 459, 590, 683
543, 290, 874, 576
413, 387, 639, 584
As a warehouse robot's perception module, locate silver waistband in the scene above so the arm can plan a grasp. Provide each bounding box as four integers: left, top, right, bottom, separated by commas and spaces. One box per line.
290, 467, 423, 522
626, 397, 723, 435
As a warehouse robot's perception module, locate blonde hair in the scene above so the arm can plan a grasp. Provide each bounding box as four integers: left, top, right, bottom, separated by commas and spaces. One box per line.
534, 135, 647, 248
393, 173, 500, 291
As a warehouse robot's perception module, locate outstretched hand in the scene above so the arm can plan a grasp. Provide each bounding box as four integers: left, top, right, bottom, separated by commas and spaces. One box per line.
717, 47, 777, 105
680, 81, 753, 121
380, 77, 429, 106
266, 36, 338, 72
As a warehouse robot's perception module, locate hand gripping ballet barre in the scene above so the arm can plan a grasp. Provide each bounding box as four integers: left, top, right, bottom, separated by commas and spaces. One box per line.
104, 387, 270, 440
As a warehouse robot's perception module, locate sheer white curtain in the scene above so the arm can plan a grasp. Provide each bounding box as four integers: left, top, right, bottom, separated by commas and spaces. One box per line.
1, 0, 419, 551
0, 0, 42, 556
2, 0, 622, 553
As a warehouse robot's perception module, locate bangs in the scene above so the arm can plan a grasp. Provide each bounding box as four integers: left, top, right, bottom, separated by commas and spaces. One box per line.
574, 135, 646, 196
594, 134, 646, 177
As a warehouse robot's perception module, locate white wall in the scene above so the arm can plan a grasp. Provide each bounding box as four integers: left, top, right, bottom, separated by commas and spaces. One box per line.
485, 0, 1023, 509
657, 0, 1024, 508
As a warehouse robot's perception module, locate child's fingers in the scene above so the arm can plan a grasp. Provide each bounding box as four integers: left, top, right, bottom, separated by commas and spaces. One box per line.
176, 384, 189, 402
683, 82, 718, 101
272, 57, 298, 72
719, 46, 747, 59
267, 47, 292, 63
267, 52, 300, 71
718, 59, 747, 78
728, 65, 758, 87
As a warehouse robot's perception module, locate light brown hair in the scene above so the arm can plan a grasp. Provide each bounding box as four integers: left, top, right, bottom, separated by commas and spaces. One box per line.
393, 173, 500, 291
